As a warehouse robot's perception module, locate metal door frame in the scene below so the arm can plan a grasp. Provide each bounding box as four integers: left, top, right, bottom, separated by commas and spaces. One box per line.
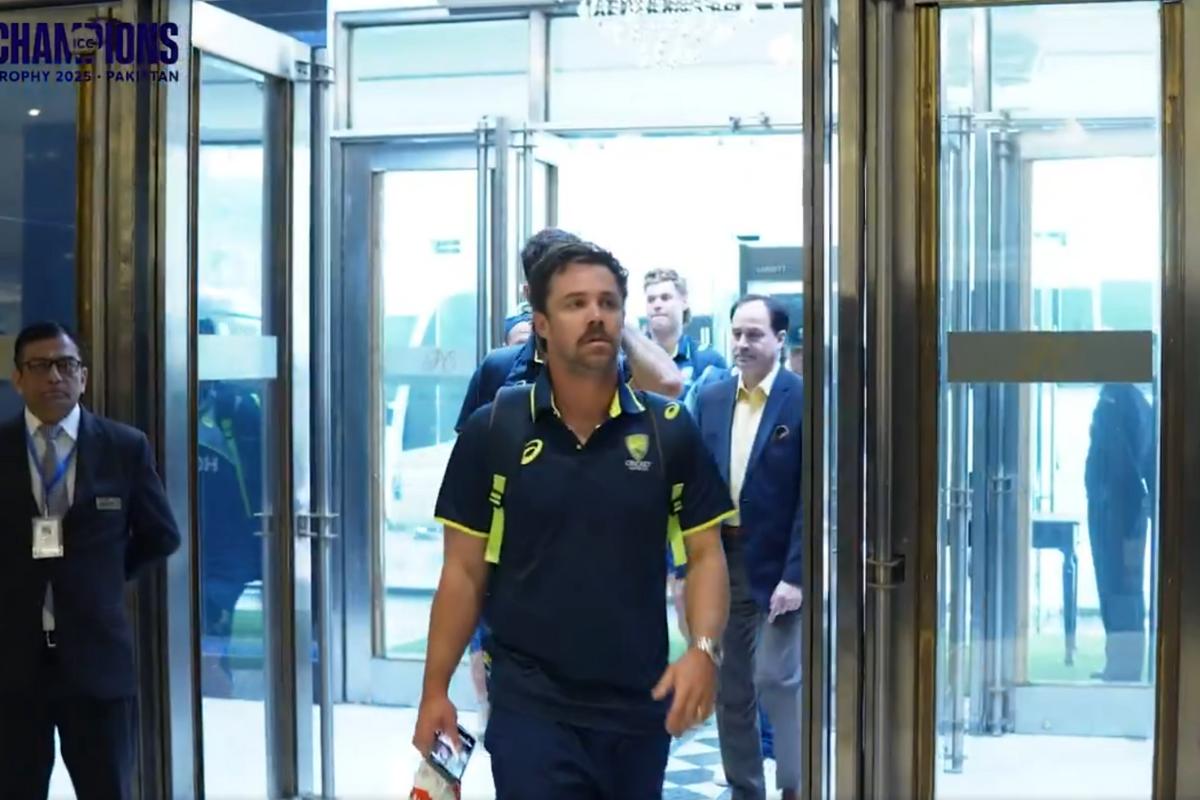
1155, 0, 1200, 795
331, 124, 509, 710
0, 0, 202, 796
191, 3, 318, 797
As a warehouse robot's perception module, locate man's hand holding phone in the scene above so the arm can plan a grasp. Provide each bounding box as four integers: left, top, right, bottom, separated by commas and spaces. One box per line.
413, 693, 460, 757
414, 693, 476, 786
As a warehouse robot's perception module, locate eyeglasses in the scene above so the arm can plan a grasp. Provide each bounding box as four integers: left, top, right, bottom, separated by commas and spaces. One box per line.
22, 357, 83, 377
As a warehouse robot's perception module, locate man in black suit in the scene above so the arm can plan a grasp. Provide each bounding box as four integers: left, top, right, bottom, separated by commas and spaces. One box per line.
0, 321, 181, 800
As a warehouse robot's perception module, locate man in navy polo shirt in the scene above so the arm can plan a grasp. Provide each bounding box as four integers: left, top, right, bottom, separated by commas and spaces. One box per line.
455, 229, 685, 733
415, 240, 735, 799
456, 227, 691, 734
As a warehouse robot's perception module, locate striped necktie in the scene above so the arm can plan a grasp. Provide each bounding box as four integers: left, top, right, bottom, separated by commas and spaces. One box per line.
39, 423, 69, 517
38, 423, 67, 633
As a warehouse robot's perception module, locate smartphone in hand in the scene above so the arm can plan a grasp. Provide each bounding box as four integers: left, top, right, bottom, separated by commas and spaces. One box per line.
427, 725, 476, 785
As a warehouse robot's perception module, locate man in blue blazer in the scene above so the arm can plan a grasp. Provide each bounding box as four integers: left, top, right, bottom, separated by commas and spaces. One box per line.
0, 321, 181, 800
694, 295, 804, 800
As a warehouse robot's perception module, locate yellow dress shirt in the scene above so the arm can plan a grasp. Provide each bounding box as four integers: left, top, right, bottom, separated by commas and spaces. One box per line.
728, 362, 779, 526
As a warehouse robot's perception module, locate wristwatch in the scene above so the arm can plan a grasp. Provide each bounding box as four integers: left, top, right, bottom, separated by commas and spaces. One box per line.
692, 636, 724, 669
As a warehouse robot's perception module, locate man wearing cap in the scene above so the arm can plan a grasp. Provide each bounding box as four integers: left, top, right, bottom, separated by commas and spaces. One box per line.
503, 310, 533, 347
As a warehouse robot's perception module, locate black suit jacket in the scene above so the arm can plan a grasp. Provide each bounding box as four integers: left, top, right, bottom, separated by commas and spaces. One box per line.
0, 408, 181, 699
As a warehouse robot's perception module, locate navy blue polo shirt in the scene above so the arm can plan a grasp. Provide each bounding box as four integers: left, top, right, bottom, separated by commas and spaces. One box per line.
670, 335, 729, 572
435, 368, 735, 734
672, 334, 727, 398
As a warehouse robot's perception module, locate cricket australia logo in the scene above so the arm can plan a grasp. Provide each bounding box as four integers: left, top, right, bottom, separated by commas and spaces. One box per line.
624, 433, 652, 472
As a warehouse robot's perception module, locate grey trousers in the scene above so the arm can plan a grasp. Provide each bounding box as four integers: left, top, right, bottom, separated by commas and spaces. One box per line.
716, 537, 803, 800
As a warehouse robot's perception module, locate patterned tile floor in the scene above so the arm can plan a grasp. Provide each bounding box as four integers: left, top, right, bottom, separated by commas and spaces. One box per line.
664, 720, 731, 799
665, 719, 780, 800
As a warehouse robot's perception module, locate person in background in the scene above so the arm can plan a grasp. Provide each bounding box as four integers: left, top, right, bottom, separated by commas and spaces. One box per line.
1085, 382, 1155, 682
695, 296, 805, 800
786, 329, 803, 375
644, 268, 728, 644
416, 241, 733, 799
0, 321, 181, 800
504, 311, 533, 347
643, 268, 727, 408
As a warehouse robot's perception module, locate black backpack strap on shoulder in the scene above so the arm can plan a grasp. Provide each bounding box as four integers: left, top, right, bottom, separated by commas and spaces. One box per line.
484, 384, 535, 564
644, 394, 689, 569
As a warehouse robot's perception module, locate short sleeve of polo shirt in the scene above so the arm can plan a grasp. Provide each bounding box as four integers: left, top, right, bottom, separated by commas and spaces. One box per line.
674, 410, 737, 537
454, 366, 485, 434
434, 406, 493, 539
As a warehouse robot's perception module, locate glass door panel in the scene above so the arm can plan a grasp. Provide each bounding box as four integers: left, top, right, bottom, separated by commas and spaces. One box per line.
335, 132, 502, 798
935, 5, 1161, 799
378, 167, 480, 652
192, 5, 315, 795
195, 51, 274, 800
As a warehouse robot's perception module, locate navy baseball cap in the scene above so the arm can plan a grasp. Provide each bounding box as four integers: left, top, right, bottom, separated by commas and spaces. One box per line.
504, 310, 532, 337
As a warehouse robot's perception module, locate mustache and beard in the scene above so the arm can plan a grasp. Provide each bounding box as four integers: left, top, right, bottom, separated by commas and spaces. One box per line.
578, 321, 615, 349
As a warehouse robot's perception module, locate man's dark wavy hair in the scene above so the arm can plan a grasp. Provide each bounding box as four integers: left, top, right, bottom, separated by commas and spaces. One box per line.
520, 228, 581, 281
527, 240, 628, 315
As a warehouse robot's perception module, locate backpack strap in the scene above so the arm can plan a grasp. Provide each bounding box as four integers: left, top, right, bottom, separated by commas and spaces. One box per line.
644, 395, 690, 569
484, 384, 535, 565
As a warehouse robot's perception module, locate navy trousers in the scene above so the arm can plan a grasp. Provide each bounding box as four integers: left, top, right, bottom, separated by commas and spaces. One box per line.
486, 705, 671, 800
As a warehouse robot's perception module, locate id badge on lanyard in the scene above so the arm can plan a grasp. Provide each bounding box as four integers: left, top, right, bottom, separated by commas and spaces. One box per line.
32, 517, 63, 559
27, 433, 74, 560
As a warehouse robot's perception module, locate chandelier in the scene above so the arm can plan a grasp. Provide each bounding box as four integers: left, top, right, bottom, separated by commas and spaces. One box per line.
577, 0, 760, 68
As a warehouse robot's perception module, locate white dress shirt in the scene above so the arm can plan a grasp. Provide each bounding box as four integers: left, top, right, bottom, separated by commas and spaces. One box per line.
25, 404, 80, 632
728, 362, 779, 526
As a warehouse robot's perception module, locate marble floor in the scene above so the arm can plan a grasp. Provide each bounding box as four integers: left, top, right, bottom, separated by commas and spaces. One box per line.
46, 701, 1152, 799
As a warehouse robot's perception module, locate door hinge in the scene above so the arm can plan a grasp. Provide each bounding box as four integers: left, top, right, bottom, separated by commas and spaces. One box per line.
867, 555, 906, 589
296, 510, 339, 540
296, 60, 335, 85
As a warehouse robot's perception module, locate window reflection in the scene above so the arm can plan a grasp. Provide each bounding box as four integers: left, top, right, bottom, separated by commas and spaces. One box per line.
379, 169, 478, 654
195, 53, 274, 800
937, 5, 1160, 799
349, 20, 529, 129
0, 61, 79, 418
550, 9, 803, 125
